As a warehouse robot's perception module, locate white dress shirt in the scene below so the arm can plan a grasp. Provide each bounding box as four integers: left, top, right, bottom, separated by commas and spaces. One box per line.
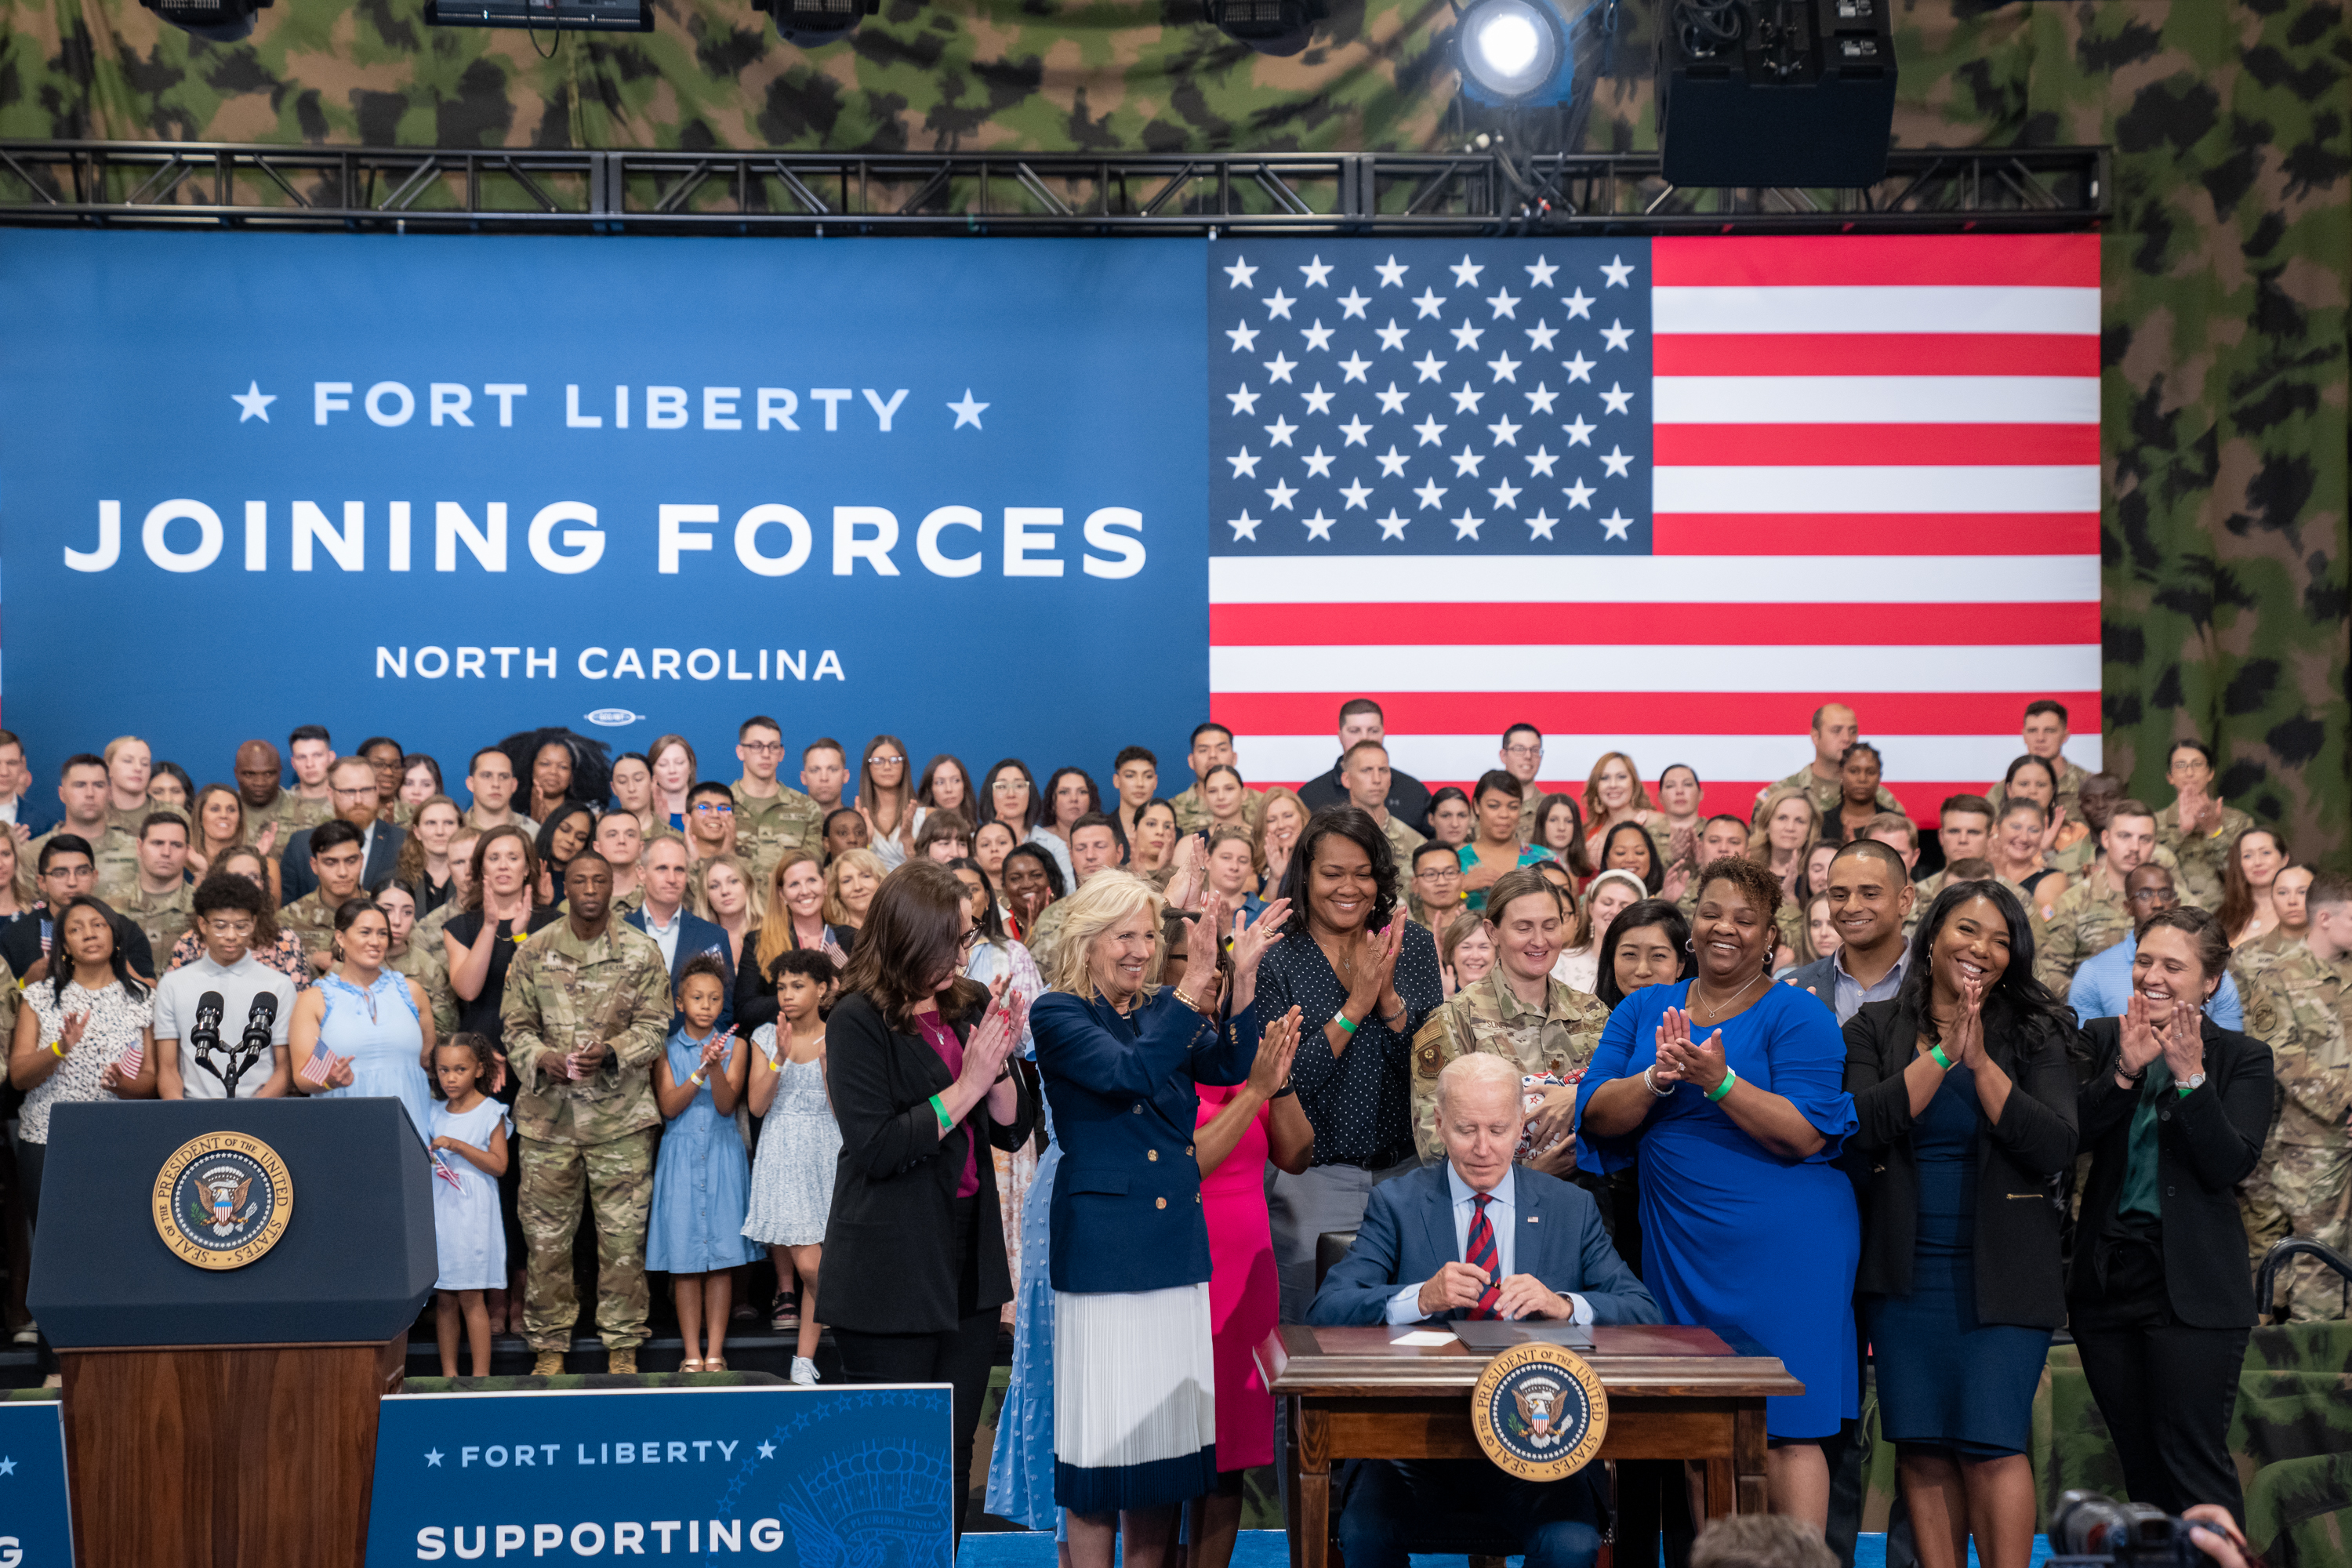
641, 904, 683, 969
1383, 1163, 1594, 1326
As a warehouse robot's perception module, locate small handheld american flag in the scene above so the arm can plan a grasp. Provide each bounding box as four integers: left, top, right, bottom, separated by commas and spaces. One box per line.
432, 1152, 464, 1192
299, 1049, 337, 1087
116, 1040, 143, 1080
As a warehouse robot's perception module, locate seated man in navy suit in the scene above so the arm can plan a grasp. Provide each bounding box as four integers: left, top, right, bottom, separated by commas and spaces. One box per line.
1309, 1051, 1657, 1568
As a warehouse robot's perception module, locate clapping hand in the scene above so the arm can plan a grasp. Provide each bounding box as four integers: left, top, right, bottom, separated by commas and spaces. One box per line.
1948, 969, 1987, 1068
955, 973, 1021, 1098
2038, 804, 2067, 857
1225, 898, 1289, 1016
1653, 1007, 1727, 1094
1344, 919, 1405, 1020
1164, 834, 1206, 912
2118, 993, 2163, 1080
2159, 999, 2205, 1082
1246, 1006, 1303, 1099
700, 1027, 738, 1073
54, 1011, 88, 1059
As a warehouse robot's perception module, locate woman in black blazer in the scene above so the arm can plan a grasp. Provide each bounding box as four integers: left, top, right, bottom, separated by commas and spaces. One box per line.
818, 861, 1034, 1541
2070, 906, 2273, 1524
1844, 882, 2078, 1568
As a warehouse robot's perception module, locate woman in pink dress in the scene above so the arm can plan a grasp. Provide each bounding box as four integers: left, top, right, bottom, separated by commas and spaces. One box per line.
1186, 943, 1316, 1568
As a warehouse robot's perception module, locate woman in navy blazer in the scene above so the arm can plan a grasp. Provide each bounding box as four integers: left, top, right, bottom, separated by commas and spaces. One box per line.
1032, 868, 1299, 1568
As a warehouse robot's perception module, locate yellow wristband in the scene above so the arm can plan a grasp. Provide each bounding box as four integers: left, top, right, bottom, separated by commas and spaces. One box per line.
47, 1040, 64, 1058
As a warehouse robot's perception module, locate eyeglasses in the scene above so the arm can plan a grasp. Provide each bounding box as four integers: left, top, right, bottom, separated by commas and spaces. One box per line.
2126, 889, 2175, 906
691, 803, 735, 815
957, 928, 982, 955
739, 740, 784, 755
332, 786, 376, 800
992, 779, 1027, 793
1503, 743, 1544, 758
869, 754, 905, 767
1414, 867, 1461, 882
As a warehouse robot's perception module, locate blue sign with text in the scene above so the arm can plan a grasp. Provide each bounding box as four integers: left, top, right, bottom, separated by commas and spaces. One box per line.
365, 1385, 952, 1566
0, 230, 1209, 778
0, 1398, 74, 1566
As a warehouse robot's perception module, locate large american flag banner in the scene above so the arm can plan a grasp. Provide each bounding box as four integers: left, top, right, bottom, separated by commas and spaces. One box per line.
1205, 235, 2102, 821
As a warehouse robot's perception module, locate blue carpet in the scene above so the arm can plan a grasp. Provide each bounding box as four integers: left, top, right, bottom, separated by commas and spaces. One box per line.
956, 1531, 2057, 1568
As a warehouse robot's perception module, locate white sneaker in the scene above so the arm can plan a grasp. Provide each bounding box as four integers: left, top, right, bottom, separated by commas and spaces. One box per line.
790, 1356, 819, 1387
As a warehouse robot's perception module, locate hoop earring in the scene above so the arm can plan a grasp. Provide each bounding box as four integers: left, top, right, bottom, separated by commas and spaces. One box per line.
1684, 938, 1696, 953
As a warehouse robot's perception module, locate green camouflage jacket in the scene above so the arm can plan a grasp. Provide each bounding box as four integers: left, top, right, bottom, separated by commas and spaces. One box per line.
2234, 942, 2352, 1149
1409, 970, 1609, 1163
731, 781, 822, 884
2032, 869, 2135, 1000
502, 917, 674, 1145
1751, 765, 1904, 826
31, 820, 139, 900
116, 879, 194, 964
2156, 799, 2256, 909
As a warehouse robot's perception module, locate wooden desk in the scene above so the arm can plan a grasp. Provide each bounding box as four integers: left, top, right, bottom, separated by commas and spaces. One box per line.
1258, 1323, 1803, 1568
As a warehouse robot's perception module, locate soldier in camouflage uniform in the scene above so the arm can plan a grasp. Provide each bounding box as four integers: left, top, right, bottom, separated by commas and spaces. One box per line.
500, 851, 674, 1375
2034, 800, 2162, 1000
31, 755, 140, 901
2234, 873, 2352, 1321
1751, 704, 1904, 825
2152, 740, 2253, 911
1168, 722, 1265, 836
234, 739, 331, 851
1986, 700, 2093, 821
116, 811, 195, 962
729, 717, 822, 885
1909, 796, 1997, 906
278, 820, 369, 975
1408, 968, 1608, 1163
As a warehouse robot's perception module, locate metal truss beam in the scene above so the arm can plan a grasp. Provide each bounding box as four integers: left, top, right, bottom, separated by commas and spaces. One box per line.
0, 142, 2107, 236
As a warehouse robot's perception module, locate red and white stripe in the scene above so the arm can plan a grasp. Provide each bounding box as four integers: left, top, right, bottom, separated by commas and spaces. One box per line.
1210, 234, 2102, 823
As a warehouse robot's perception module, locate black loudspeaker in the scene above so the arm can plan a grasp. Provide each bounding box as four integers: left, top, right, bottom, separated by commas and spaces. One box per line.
1657, 0, 1897, 187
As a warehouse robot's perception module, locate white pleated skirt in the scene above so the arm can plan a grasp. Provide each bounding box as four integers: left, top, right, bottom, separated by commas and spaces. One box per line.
1051, 1282, 1219, 1514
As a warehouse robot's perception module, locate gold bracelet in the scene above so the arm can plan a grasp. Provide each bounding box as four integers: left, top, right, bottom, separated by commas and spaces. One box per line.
1167, 986, 1210, 1016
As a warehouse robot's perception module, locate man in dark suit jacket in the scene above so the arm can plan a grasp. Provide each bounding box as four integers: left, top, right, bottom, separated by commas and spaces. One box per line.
623, 837, 736, 1034
1309, 1052, 1657, 1568
1294, 699, 1432, 834
278, 756, 405, 902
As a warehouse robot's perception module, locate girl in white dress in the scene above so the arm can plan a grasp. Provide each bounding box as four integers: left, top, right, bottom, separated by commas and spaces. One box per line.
743, 949, 840, 1386
427, 1033, 510, 1379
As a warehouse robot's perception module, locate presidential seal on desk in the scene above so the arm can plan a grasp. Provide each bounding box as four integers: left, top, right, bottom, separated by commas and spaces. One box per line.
151, 1131, 293, 1270
1471, 1341, 1608, 1480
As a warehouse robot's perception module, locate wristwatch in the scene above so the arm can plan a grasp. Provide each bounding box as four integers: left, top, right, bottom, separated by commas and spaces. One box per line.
2180, 1071, 2207, 1091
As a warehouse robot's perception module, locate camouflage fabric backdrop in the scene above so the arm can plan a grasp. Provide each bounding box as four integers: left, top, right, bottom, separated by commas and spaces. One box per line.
1, 0, 2345, 861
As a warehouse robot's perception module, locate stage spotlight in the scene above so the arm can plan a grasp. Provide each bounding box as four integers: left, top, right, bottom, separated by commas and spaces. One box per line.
139, 0, 271, 42
758, 0, 880, 45
1455, 0, 1575, 107
1203, 0, 1331, 58
424, 0, 652, 28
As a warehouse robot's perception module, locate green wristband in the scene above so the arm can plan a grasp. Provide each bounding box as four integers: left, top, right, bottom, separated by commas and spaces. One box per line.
1706, 1066, 1738, 1103
929, 1093, 952, 1134
1927, 1044, 1955, 1071
1334, 1013, 1359, 1036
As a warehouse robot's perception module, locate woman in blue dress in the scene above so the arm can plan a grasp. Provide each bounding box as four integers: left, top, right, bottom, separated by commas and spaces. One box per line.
289, 897, 435, 1142
1575, 855, 1860, 1526
1843, 883, 2078, 1568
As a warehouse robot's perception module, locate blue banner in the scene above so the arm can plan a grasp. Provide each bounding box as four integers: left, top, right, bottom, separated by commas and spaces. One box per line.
0, 1398, 74, 1566
365, 1384, 953, 1566
0, 231, 1209, 777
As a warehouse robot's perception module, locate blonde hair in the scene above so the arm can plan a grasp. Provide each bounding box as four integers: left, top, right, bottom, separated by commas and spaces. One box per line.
823, 848, 887, 925
753, 848, 829, 978
1250, 786, 1309, 876
1748, 786, 1824, 863
692, 851, 763, 924
1045, 869, 1167, 999
103, 735, 149, 765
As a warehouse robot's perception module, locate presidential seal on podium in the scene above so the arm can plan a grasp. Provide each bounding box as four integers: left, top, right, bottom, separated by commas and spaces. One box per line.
1470, 1341, 1609, 1481
152, 1131, 294, 1270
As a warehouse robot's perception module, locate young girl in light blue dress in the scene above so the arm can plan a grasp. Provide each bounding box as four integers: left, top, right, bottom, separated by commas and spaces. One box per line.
427, 1033, 509, 1379
646, 954, 757, 1372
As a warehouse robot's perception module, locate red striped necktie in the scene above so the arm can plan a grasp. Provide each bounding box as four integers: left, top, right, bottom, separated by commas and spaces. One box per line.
1467, 1192, 1501, 1319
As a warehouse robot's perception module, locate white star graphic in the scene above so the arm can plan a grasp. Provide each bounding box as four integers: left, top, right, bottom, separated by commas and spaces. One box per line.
1374, 255, 1410, 287
1301, 383, 1335, 416
1263, 416, 1298, 448
1563, 477, 1596, 510
759, 1442, 778, 1459
1413, 416, 1449, 446
425, 1450, 445, 1467
1265, 478, 1298, 510
1488, 477, 1523, 509
1526, 445, 1559, 477
1562, 287, 1595, 320
1375, 445, 1410, 477
1485, 289, 1520, 319
1563, 351, 1595, 383
1225, 384, 1260, 416
1563, 413, 1596, 446
1376, 509, 1410, 540
1525, 321, 1559, 352
1374, 319, 1410, 351
231, 380, 276, 423
1412, 351, 1449, 384
1229, 510, 1262, 541
1414, 478, 1448, 510
1224, 256, 1258, 289
1450, 254, 1485, 287
1448, 383, 1485, 415
1301, 509, 1337, 541
1600, 254, 1636, 288
1600, 508, 1635, 539
1600, 318, 1635, 352
1486, 352, 1521, 383
1262, 289, 1295, 320
948, 389, 989, 429
1301, 445, 1337, 477
1449, 321, 1485, 351
1450, 509, 1484, 539
1338, 416, 1371, 446
1339, 477, 1374, 509
1487, 415, 1522, 445
1300, 255, 1334, 288
1338, 353, 1371, 383
1301, 319, 1335, 352
1225, 322, 1260, 352
1227, 448, 1261, 478
1526, 509, 1559, 540
1599, 382, 1635, 415
1600, 445, 1635, 477
1338, 288, 1370, 318
1411, 287, 1446, 320
1526, 383, 1559, 414
1449, 447, 1486, 477
1263, 352, 1298, 384
1374, 382, 1410, 415
1526, 256, 1559, 287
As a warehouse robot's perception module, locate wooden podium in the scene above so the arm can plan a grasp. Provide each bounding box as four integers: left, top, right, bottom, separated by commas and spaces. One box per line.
27, 1098, 437, 1568
1258, 1322, 1804, 1568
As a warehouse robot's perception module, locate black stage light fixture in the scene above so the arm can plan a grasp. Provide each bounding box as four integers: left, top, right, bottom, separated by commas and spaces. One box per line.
140, 0, 272, 42
1658, 0, 1896, 187
425, 0, 652, 30
1204, 0, 1331, 57
759, 0, 880, 45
